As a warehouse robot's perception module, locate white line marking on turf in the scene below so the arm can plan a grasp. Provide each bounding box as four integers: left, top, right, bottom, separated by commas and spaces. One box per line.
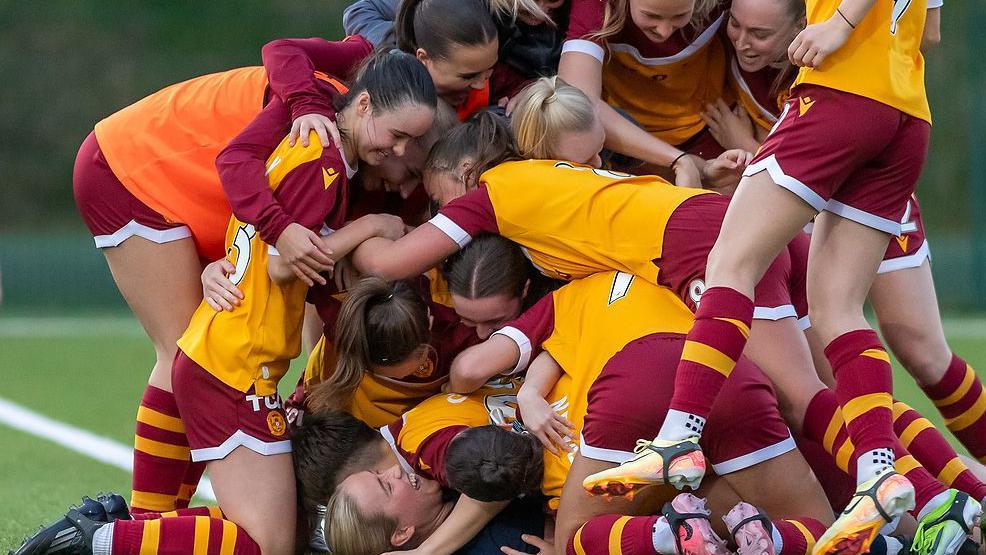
0, 396, 216, 501
0, 317, 145, 338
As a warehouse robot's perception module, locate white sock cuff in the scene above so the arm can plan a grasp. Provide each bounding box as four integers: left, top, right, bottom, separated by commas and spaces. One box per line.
658, 410, 706, 441
92, 522, 114, 555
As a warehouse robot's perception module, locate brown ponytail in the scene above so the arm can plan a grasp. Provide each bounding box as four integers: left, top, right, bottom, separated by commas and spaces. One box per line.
396, 0, 499, 59
425, 110, 522, 186
308, 278, 430, 413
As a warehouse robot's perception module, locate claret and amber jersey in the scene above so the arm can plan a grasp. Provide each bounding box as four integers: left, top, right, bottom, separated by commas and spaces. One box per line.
729, 59, 787, 132
431, 160, 712, 285
382, 378, 523, 487
177, 133, 356, 396
794, 0, 930, 122
298, 269, 480, 428
492, 271, 694, 503
562, 0, 728, 145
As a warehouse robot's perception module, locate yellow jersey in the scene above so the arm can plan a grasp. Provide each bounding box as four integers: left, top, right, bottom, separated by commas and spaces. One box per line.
794, 0, 929, 122
177, 134, 354, 396
564, 1, 728, 145
495, 272, 694, 503
432, 160, 712, 285
382, 378, 523, 486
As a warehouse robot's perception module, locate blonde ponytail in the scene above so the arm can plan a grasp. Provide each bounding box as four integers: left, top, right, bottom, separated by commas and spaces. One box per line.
511, 76, 596, 160
487, 0, 554, 26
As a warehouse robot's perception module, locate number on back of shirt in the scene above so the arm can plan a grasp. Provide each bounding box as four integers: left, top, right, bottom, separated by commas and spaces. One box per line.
891, 0, 914, 35
228, 224, 257, 286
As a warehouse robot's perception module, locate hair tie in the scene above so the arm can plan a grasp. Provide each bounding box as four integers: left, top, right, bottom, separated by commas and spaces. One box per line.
389, 47, 403, 55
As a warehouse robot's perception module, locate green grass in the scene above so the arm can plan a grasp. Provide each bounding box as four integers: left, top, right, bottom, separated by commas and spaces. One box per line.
0, 314, 984, 549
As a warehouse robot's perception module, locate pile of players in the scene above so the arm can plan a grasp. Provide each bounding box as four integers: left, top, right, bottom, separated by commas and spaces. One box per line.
14, 0, 986, 555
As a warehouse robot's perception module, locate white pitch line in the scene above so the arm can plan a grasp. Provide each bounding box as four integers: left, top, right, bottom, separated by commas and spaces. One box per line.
0, 396, 215, 501
0, 317, 144, 338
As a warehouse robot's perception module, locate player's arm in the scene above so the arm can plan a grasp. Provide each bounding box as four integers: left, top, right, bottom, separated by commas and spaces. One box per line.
558, 49, 702, 187
350, 223, 462, 280
788, 0, 878, 68
268, 213, 406, 285
386, 496, 509, 555
450, 293, 557, 393
921, 6, 942, 51
262, 36, 373, 121
448, 334, 522, 393
342, 0, 398, 47
518, 351, 574, 454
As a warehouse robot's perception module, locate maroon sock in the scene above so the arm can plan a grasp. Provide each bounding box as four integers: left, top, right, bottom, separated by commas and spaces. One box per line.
568, 514, 661, 555
802, 389, 855, 475
921, 354, 986, 463
893, 400, 986, 500
827, 330, 895, 459
774, 517, 827, 555
110, 515, 260, 554
131, 385, 190, 514
668, 287, 753, 423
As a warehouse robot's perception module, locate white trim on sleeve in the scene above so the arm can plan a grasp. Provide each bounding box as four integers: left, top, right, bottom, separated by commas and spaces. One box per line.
427, 214, 473, 248
561, 39, 605, 63
491, 326, 533, 375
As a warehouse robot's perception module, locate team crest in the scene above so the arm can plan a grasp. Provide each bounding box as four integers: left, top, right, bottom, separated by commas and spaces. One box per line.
267, 411, 287, 436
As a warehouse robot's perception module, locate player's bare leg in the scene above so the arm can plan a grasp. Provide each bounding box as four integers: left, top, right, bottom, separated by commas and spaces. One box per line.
808, 212, 916, 555
208, 448, 297, 555
103, 237, 204, 391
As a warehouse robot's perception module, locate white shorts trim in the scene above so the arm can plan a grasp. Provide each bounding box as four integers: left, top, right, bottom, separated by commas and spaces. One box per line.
710, 434, 797, 475
428, 214, 472, 248
753, 304, 798, 321
877, 240, 931, 274
93, 220, 192, 249
578, 433, 635, 464
797, 315, 812, 331
491, 326, 533, 375
743, 155, 826, 212
189, 430, 292, 462
825, 200, 902, 236
561, 39, 605, 63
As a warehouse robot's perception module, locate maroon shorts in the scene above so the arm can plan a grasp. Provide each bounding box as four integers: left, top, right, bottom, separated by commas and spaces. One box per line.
172, 351, 292, 462
73, 131, 191, 248
661, 194, 799, 321
581, 333, 795, 474
879, 195, 930, 273
744, 85, 930, 236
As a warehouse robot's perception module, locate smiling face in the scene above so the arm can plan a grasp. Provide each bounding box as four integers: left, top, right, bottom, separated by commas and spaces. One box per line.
629, 0, 695, 43
354, 95, 435, 166
727, 0, 801, 72
452, 291, 526, 340
359, 138, 428, 198
340, 464, 445, 536
418, 39, 499, 107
